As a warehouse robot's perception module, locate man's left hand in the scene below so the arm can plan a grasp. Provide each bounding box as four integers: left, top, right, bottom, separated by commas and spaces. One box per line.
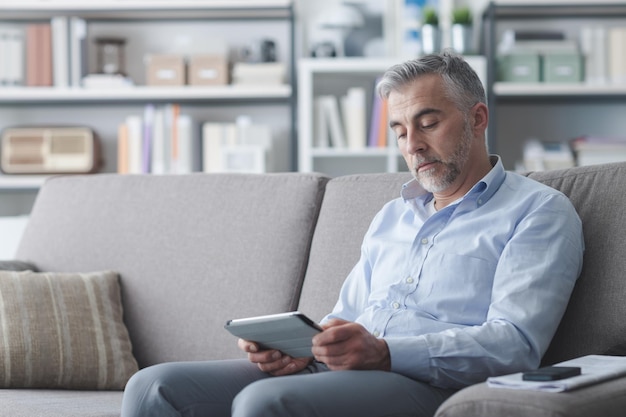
312, 319, 391, 371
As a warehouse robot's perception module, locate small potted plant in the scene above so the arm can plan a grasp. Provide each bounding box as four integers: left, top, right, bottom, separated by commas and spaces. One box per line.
421, 6, 440, 54
451, 6, 473, 54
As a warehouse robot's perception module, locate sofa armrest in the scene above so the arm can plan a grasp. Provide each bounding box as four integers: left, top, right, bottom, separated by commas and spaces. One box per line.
435, 377, 626, 417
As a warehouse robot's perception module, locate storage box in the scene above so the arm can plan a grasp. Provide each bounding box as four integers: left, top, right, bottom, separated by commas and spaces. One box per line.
188, 54, 228, 86
146, 54, 185, 86
498, 53, 541, 82
543, 53, 582, 83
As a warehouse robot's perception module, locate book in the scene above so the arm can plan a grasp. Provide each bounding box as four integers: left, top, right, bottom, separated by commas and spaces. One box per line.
318, 95, 346, 148
314, 97, 329, 148
142, 104, 155, 174
202, 122, 237, 173
51, 16, 69, 88
368, 86, 383, 147
1, 27, 24, 86
487, 355, 626, 392
26, 23, 53, 87
125, 115, 143, 174
69, 16, 87, 88
117, 122, 129, 174
341, 87, 366, 150
608, 27, 626, 84
150, 107, 167, 174
176, 114, 193, 174
581, 26, 608, 85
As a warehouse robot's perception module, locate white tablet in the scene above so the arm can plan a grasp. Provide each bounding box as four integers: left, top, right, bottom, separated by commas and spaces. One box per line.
224, 311, 322, 358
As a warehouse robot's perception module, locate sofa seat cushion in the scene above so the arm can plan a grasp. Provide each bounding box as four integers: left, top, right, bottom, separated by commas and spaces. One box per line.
0, 389, 122, 417
0, 270, 138, 389
435, 378, 626, 417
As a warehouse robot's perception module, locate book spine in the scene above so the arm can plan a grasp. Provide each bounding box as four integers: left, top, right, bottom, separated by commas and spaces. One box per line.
51, 16, 69, 88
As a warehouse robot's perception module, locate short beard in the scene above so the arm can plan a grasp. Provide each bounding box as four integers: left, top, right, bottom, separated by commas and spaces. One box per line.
413, 120, 473, 193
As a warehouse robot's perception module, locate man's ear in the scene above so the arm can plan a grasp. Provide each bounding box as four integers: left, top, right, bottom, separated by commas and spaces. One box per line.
472, 102, 489, 132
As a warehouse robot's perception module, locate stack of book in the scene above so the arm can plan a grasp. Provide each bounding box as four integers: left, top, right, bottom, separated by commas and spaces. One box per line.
0, 16, 93, 88
117, 103, 195, 175
314, 82, 391, 151
570, 135, 626, 166
231, 62, 286, 86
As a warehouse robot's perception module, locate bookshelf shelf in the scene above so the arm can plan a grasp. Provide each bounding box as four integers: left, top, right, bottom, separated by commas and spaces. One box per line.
0, 175, 49, 190
0, 85, 292, 104
494, 82, 626, 97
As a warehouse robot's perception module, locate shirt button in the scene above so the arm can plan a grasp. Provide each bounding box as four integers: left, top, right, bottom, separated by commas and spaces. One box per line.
373, 331, 380, 337
406, 276, 414, 284
421, 238, 428, 245
478, 199, 483, 205
392, 301, 401, 309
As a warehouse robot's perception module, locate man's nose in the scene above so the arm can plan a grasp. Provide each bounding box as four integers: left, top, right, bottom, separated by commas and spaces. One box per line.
406, 132, 426, 155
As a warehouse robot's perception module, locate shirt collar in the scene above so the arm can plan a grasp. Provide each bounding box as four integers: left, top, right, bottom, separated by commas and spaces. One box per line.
401, 155, 505, 210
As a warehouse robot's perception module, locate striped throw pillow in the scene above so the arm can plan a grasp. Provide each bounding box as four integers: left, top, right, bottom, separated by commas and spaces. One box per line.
0, 270, 138, 389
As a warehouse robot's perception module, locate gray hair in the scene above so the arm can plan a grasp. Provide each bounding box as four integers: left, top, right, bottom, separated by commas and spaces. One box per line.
376, 50, 486, 112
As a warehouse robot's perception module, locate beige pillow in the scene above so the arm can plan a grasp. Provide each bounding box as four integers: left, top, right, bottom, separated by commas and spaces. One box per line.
0, 270, 138, 389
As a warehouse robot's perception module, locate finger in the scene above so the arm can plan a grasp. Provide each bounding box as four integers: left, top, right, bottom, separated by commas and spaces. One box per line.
237, 338, 259, 353
248, 349, 282, 364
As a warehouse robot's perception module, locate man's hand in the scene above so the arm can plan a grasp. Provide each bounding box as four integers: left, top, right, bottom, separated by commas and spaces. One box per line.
311, 319, 391, 371
238, 338, 313, 376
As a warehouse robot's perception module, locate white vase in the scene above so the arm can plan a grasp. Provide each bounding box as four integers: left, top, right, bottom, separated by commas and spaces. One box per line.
451, 24, 473, 54
421, 24, 441, 54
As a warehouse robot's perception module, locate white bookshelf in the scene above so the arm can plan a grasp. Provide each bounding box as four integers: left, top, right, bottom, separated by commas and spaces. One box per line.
298, 58, 403, 177
0, 0, 296, 216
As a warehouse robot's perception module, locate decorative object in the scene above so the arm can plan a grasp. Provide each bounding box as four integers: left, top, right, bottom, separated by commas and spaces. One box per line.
451, 6, 473, 54
421, 6, 440, 54
95, 37, 126, 75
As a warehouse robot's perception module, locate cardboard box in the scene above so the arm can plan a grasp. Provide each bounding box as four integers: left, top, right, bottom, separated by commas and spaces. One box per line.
498, 53, 541, 82
188, 54, 228, 86
146, 54, 185, 86
543, 53, 582, 83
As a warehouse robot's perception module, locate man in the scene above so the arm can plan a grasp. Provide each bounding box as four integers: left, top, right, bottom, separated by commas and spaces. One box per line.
121, 51, 584, 417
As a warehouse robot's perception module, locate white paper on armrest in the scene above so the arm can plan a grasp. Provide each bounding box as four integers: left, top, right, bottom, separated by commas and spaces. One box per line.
487, 355, 626, 392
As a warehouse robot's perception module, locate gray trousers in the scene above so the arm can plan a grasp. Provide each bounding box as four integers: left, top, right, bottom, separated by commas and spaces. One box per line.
121, 359, 456, 417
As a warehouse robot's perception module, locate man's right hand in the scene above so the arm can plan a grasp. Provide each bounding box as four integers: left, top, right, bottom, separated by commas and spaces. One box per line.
238, 338, 313, 376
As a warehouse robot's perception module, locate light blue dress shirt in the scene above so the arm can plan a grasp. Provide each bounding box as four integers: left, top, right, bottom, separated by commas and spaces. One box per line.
324, 156, 584, 389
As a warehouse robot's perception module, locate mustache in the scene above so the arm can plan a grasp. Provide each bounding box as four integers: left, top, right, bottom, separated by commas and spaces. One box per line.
412, 156, 441, 169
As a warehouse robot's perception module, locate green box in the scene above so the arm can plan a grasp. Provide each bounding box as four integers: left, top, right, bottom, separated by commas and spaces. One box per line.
543, 53, 582, 83
498, 53, 541, 82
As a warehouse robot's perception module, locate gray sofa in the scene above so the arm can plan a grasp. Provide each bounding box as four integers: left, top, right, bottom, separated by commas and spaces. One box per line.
1, 161, 626, 417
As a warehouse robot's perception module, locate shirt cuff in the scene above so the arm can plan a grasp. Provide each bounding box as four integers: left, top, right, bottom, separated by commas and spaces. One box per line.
385, 335, 431, 381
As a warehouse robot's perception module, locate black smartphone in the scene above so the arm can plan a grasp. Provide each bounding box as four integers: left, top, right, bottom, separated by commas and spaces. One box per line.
522, 366, 581, 381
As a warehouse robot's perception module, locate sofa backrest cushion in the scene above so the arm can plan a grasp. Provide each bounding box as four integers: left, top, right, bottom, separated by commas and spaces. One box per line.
16, 173, 328, 368
299, 172, 412, 322
527, 162, 626, 365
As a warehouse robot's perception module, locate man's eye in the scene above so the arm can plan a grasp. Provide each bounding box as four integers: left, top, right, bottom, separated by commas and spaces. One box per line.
422, 122, 438, 129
